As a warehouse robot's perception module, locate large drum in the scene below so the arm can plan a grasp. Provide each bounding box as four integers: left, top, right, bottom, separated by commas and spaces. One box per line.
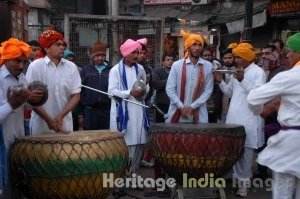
10, 130, 128, 199
149, 123, 245, 184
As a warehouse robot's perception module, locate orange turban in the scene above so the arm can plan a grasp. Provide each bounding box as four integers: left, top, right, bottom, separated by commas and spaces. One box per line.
0, 38, 31, 66
180, 29, 204, 58
38, 29, 64, 58
232, 42, 255, 62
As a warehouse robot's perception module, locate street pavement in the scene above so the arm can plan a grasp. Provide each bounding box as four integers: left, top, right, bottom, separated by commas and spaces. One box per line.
107, 167, 272, 199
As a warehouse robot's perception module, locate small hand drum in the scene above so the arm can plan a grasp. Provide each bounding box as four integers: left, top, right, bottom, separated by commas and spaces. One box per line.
132, 79, 147, 101
28, 81, 48, 106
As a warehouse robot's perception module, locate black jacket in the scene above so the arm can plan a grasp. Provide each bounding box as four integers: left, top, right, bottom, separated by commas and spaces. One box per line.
80, 62, 111, 109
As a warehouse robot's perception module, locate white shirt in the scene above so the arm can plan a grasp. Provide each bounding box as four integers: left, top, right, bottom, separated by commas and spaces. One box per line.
218, 63, 266, 148
0, 65, 27, 148
108, 61, 149, 145
26, 56, 81, 135
247, 63, 300, 178
165, 57, 214, 123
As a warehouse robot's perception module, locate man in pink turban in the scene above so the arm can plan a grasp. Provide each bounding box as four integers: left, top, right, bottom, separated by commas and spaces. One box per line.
108, 38, 150, 177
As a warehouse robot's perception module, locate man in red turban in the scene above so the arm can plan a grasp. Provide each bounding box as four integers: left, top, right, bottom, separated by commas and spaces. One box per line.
26, 29, 81, 135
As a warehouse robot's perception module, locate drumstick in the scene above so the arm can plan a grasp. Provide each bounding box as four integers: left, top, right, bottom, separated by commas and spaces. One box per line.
81, 85, 168, 119
81, 85, 148, 108
151, 104, 168, 119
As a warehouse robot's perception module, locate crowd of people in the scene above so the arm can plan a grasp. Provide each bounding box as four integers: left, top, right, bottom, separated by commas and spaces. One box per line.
0, 28, 300, 199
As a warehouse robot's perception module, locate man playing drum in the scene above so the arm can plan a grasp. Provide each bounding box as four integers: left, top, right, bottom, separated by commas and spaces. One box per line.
26, 29, 81, 134
214, 42, 266, 197
165, 29, 214, 123
248, 32, 300, 199
0, 38, 44, 199
108, 38, 150, 175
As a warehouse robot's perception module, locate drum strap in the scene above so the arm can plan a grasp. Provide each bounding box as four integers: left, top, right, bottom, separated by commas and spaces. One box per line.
171, 59, 205, 123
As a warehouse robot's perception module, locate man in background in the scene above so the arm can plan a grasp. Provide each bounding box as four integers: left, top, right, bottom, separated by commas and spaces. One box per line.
80, 41, 111, 130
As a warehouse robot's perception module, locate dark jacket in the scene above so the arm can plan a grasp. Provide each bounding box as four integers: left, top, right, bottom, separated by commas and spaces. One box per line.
151, 67, 170, 105
80, 62, 111, 109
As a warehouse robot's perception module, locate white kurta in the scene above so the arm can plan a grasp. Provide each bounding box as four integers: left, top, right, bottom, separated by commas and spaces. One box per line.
218, 63, 266, 149
26, 56, 81, 135
247, 63, 300, 178
0, 66, 27, 149
108, 61, 149, 146
165, 57, 214, 123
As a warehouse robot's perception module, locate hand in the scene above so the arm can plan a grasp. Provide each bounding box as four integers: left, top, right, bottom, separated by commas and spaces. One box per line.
260, 99, 281, 118
54, 114, 63, 132
78, 115, 84, 130
46, 118, 59, 132
181, 107, 193, 118
130, 87, 143, 98
27, 88, 45, 106
7, 86, 29, 109
234, 67, 244, 82
213, 72, 223, 83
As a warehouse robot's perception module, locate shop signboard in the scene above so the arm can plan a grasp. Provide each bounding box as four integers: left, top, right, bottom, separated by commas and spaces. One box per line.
268, 0, 300, 17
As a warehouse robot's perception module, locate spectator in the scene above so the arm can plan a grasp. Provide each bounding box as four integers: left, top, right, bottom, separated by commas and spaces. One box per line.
80, 41, 111, 130
63, 49, 84, 131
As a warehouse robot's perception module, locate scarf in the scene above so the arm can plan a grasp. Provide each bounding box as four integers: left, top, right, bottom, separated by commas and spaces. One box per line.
117, 60, 150, 134
171, 59, 205, 123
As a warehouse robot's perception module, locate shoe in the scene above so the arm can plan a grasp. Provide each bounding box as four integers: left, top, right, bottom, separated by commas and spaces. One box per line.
236, 187, 247, 197
140, 160, 154, 167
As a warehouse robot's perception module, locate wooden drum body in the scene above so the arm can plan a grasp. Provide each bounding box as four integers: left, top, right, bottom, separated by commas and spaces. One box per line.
149, 123, 245, 183
10, 130, 128, 199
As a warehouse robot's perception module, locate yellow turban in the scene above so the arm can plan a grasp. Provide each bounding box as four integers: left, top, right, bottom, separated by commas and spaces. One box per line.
232, 42, 255, 62
228, 43, 238, 49
0, 38, 31, 66
180, 29, 204, 58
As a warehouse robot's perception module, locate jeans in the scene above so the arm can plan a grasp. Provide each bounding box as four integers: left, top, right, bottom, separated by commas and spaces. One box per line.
83, 107, 110, 130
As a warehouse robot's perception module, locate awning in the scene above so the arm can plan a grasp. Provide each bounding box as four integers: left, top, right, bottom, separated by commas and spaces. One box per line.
226, 10, 267, 34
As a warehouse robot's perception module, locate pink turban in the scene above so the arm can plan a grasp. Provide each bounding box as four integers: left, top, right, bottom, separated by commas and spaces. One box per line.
120, 38, 147, 57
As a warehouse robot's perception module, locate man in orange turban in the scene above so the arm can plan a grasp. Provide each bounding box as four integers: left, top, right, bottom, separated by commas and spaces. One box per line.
165, 29, 213, 124
0, 38, 44, 198
26, 29, 81, 135
214, 42, 266, 197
